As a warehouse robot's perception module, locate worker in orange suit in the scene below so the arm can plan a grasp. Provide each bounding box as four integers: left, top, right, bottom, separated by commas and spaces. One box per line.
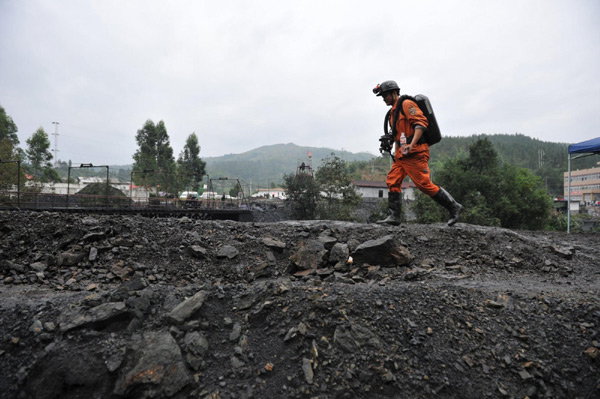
373, 80, 463, 226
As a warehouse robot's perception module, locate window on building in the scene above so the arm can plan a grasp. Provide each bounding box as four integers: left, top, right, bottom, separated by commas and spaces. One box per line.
378, 190, 383, 198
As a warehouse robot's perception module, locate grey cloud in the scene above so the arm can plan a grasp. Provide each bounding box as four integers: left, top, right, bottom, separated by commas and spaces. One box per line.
0, 0, 598, 164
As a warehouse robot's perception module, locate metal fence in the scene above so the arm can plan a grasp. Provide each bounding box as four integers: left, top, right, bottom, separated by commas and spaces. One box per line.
0, 190, 250, 212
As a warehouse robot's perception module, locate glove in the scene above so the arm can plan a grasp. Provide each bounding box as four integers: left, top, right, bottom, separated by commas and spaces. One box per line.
379, 134, 394, 154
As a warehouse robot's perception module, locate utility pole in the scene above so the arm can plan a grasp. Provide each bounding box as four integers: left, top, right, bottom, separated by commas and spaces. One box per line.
371, 158, 374, 181
52, 121, 59, 167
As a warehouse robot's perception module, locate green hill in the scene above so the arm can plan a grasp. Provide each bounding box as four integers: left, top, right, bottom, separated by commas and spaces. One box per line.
430, 134, 598, 196
58, 135, 598, 198
204, 143, 374, 188
429, 134, 570, 169
348, 134, 598, 197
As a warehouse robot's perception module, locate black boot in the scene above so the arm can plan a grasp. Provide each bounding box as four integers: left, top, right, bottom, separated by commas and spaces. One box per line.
432, 187, 463, 226
377, 191, 402, 225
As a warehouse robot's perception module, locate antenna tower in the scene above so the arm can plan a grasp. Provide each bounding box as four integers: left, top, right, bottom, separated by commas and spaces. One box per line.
52, 121, 60, 167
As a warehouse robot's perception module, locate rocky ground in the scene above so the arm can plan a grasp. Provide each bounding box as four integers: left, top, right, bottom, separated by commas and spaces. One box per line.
0, 210, 598, 399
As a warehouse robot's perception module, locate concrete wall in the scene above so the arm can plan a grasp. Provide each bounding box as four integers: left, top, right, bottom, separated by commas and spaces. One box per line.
356, 187, 387, 198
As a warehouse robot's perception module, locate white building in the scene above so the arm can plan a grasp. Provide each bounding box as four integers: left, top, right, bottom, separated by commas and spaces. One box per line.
251, 188, 287, 199
353, 180, 417, 200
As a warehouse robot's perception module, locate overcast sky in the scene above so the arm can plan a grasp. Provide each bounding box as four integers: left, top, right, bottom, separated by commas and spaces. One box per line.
1, 0, 599, 165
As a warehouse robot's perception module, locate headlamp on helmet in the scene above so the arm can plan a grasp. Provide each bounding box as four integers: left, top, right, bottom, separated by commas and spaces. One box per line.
373, 80, 400, 96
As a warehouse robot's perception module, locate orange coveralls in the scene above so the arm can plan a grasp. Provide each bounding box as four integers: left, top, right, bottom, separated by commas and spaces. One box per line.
386, 98, 440, 197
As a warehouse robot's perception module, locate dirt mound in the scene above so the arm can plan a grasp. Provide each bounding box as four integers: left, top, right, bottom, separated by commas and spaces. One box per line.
0, 211, 598, 398
76, 183, 127, 197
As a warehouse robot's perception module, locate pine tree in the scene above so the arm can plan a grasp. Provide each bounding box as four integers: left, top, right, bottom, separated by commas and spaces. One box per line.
315, 154, 362, 221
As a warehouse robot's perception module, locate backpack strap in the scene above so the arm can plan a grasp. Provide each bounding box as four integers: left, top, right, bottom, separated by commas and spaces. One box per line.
393, 95, 427, 145
396, 94, 416, 116
384, 109, 392, 135
390, 95, 415, 134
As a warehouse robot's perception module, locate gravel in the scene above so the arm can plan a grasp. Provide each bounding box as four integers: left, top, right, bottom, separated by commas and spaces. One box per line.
0, 211, 598, 398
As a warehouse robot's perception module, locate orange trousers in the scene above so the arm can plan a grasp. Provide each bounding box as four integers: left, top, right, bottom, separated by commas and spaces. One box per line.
386, 152, 440, 196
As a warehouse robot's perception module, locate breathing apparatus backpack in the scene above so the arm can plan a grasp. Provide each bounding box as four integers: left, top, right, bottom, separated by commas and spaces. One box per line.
384, 94, 442, 146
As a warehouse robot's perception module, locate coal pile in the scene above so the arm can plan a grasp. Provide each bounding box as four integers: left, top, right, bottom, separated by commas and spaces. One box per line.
0, 211, 598, 399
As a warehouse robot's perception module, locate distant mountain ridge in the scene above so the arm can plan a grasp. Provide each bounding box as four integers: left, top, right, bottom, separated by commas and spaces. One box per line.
204, 143, 374, 186
101, 135, 597, 197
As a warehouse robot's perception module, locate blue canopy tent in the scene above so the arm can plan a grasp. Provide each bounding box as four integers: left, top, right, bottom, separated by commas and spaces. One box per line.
567, 137, 600, 233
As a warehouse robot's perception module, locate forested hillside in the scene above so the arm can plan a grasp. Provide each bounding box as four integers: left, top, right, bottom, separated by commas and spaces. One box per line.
204, 143, 373, 188
349, 134, 598, 197
429, 133, 590, 169
48, 134, 597, 198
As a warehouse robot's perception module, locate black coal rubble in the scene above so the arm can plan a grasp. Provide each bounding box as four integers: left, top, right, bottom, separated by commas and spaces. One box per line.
0, 211, 598, 398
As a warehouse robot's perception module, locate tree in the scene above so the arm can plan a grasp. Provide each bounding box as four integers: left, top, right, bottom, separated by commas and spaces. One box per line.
40, 167, 61, 183
464, 137, 499, 173
176, 133, 206, 192
229, 181, 243, 198
26, 128, 56, 181
495, 165, 552, 230
315, 153, 362, 221
132, 120, 177, 194
132, 120, 158, 187
283, 172, 320, 220
155, 121, 177, 194
433, 157, 502, 226
412, 190, 444, 224
420, 138, 553, 229
0, 139, 25, 191
284, 154, 362, 221
0, 106, 24, 192
0, 105, 19, 147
